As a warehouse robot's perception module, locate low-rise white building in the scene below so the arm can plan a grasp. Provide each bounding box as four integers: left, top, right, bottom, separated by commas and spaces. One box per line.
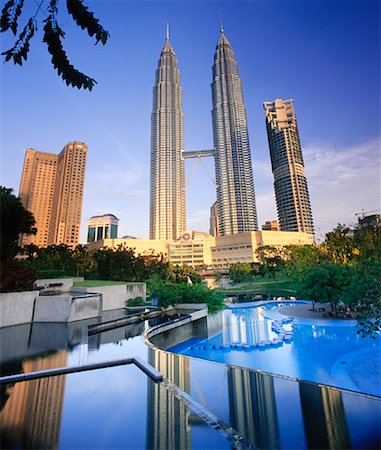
87, 230, 313, 268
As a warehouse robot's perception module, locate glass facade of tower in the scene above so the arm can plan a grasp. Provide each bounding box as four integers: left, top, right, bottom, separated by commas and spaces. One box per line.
211, 30, 258, 236
264, 99, 314, 236
150, 35, 185, 240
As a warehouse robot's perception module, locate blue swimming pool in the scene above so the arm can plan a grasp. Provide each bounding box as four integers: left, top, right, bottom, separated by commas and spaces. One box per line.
169, 301, 381, 396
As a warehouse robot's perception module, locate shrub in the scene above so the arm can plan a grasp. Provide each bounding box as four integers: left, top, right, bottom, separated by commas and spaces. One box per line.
147, 276, 224, 313
127, 296, 146, 307
35, 269, 66, 279
0, 260, 36, 292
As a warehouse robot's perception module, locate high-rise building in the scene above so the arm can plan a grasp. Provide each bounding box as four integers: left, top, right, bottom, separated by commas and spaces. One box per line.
19, 149, 58, 247
211, 26, 258, 236
19, 141, 87, 247
262, 220, 280, 231
150, 27, 186, 240
209, 201, 220, 237
264, 99, 314, 235
87, 214, 119, 243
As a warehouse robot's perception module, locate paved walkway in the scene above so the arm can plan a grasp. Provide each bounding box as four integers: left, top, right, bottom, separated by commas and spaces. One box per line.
278, 302, 336, 320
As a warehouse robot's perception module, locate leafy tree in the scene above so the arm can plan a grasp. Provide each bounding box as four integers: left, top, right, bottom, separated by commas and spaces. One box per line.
285, 244, 328, 279
255, 246, 286, 278
168, 264, 202, 284
322, 224, 357, 265
0, 0, 110, 90
353, 223, 381, 262
299, 263, 355, 312
342, 258, 381, 338
229, 262, 253, 283
91, 245, 170, 282
0, 186, 36, 260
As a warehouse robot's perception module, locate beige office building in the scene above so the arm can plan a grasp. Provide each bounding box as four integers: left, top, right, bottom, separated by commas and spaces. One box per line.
87, 230, 312, 268
262, 220, 280, 231
19, 142, 87, 247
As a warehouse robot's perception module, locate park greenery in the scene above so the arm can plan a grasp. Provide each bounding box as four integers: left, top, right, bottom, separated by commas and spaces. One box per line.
228, 223, 381, 336
1, 0, 109, 90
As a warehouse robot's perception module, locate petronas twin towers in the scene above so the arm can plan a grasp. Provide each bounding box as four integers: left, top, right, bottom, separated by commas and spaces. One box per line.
150, 26, 258, 240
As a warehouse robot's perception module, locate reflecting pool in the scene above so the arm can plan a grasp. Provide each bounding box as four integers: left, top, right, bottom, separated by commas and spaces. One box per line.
1, 307, 380, 449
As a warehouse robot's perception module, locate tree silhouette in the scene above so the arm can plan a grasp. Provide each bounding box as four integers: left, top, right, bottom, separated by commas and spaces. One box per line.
0, 0, 110, 90
0, 186, 36, 260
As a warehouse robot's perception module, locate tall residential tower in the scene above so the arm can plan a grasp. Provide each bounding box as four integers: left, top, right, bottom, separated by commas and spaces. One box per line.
211, 27, 258, 236
19, 141, 87, 247
264, 99, 314, 235
150, 27, 186, 240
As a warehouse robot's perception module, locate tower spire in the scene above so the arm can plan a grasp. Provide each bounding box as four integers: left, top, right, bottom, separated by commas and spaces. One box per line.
166, 22, 170, 41
219, 15, 224, 33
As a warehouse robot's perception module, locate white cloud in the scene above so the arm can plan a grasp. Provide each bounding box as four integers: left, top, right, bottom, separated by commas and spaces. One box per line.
304, 137, 380, 236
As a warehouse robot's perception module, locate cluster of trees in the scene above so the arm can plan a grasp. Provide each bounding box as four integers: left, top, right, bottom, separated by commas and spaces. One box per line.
293, 225, 381, 337
229, 246, 285, 283
20, 244, 224, 312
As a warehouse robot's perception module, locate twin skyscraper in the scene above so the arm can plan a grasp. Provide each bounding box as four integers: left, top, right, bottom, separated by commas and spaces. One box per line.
150, 25, 314, 241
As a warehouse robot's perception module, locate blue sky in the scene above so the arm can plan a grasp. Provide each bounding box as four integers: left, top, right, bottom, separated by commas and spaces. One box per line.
1, 0, 379, 243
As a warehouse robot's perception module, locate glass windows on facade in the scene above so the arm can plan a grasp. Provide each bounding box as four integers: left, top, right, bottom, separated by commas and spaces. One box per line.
110, 224, 118, 238
87, 226, 96, 243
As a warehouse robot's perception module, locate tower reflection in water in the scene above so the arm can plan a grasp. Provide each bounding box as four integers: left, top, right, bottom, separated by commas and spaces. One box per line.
222, 307, 273, 345
228, 367, 280, 449
299, 383, 350, 449
0, 351, 68, 450
148, 347, 359, 450
147, 349, 191, 450
227, 366, 353, 449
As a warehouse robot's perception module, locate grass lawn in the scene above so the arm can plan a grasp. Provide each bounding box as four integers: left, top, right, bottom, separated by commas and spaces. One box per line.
217, 270, 301, 295
73, 280, 130, 287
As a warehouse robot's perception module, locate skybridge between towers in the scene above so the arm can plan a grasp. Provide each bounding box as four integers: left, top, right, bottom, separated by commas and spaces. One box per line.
182, 149, 215, 159
183, 149, 216, 185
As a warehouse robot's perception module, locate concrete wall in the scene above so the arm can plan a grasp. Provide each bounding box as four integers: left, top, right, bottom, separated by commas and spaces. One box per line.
150, 319, 197, 349
147, 307, 209, 350
33, 294, 101, 323
0, 291, 37, 327
72, 283, 146, 311
35, 277, 83, 291
0, 281, 145, 328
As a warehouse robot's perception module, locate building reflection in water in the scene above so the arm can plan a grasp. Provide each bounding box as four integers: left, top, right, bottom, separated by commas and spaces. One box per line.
223, 307, 272, 345
226, 364, 353, 449
228, 366, 280, 449
0, 351, 68, 450
147, 349, 191, 450
299, 383, 350, 449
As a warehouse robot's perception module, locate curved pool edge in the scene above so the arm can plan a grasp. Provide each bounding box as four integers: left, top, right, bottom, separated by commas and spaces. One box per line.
142, 305, 381, 401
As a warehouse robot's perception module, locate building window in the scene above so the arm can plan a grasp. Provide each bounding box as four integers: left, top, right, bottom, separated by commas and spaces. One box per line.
87, 227, 96, 243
